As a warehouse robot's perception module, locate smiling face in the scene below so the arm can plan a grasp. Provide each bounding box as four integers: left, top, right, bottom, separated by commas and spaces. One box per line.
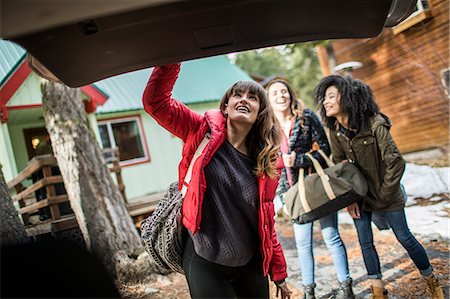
225, 89, 260, 126
323, 85, 341, 118
268, 82, 291, 114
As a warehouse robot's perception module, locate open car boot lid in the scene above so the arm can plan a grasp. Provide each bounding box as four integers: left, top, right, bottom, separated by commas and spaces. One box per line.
1, 0, 416, 87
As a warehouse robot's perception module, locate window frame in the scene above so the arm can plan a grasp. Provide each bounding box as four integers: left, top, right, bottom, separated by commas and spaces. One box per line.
440, 67, 450, 98
392, 0, 432, 35
97, 115, 151, 167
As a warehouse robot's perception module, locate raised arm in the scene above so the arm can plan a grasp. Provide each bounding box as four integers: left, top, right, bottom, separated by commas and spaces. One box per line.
142, 63, 203, 142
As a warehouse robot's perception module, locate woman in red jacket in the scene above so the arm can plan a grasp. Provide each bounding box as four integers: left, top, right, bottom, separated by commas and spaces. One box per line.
143, 63, 292, 299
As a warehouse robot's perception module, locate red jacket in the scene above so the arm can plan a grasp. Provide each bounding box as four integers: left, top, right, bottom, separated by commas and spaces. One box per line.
142, 63, 287, 281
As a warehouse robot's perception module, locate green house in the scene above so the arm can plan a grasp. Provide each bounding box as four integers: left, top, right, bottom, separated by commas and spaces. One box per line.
0, 39, 252, 201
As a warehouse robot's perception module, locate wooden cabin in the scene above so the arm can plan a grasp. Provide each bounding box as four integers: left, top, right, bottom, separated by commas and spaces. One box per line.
316, 0, 449, 160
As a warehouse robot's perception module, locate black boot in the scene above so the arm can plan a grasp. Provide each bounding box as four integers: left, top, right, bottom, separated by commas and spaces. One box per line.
302, 283, 316, 299
333, 278, 355, 299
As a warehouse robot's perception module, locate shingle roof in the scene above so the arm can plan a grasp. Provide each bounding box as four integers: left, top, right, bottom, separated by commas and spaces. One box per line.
0, 40, 26, 86
95, 55, 252, 114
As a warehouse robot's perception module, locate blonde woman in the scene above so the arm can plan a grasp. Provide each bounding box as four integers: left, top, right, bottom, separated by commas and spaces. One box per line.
267, 79, 353, 299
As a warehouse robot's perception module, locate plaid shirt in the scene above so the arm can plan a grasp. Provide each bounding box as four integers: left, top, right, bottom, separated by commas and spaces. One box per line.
276, 108, 331, 197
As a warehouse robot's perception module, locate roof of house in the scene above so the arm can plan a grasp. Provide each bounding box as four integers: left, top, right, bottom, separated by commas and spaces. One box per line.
94, 55, 252, 114
0, 40, 26, 86
1, 39, 252, 114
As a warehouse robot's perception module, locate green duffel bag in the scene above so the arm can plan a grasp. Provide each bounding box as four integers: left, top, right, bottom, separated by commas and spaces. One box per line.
283, 150, 368, 224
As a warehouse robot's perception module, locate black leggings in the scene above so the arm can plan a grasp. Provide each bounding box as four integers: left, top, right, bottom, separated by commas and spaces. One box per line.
182, 236, 269, 299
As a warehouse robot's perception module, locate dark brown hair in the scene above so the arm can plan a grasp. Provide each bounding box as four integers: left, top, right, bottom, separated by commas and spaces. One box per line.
220, 81, 281, 179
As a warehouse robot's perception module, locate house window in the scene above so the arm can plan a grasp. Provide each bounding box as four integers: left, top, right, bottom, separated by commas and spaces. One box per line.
412, 0, 429, 15
98, 116, 150, 166
392, 0, 431, 35
441, 68, 450, 98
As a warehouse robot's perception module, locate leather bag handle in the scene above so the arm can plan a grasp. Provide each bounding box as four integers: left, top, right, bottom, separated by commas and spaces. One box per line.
317, 149, 335, 167
298, 152, 337, 212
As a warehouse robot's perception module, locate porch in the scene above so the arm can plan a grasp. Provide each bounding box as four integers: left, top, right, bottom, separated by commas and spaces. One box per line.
6, 152, 162, 239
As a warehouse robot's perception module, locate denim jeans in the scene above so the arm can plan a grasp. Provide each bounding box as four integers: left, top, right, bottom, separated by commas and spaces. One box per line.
294, 212, 351, 286
353, 208, 433, 279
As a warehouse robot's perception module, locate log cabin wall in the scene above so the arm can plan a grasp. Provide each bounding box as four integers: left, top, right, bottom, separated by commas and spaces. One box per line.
324, 0, 449, 155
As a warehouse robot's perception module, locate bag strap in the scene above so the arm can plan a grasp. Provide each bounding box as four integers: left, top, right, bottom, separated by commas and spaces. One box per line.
316, 149, 335, 167
181, 133, 211, 196
305, 153, 336, 200
297, 153, 337, 212
298, 168, 312, 212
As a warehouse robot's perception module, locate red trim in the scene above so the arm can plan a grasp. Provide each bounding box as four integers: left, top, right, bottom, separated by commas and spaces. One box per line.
6, 104, 42, 110
1, 104, 7, 123
84, 100, 97, 114
81, 85, 108, 105
136, 114, 151, 164
97, 114, 151, 167
0, 59, 32, 106
120, 158, 151, 168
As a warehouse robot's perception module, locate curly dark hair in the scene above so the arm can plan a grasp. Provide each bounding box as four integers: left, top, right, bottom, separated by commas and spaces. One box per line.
314, 75, 379, 132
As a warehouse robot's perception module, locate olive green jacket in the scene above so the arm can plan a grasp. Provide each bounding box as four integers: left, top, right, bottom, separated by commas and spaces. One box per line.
330, 113, 405, 211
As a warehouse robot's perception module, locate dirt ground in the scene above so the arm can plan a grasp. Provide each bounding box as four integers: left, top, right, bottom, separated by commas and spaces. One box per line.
120, 201, 449, 299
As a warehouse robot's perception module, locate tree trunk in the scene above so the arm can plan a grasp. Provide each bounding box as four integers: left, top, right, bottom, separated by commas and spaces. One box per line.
41, 81, 145, 280
0, 165, 30, 246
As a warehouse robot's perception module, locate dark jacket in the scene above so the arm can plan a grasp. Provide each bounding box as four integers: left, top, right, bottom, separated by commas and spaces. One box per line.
276, 109, 331, 197
330, 113, 405, 211
142, 63, 287, 281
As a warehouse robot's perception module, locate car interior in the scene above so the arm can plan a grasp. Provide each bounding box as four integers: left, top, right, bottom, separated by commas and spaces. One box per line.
1, 0, 416, 87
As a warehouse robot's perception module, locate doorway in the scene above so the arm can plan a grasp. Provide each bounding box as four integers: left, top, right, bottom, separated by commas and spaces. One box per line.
23, 127, 53, 159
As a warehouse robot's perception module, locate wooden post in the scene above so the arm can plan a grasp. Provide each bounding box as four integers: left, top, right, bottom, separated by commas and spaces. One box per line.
42, 165, 60, 220
15, 183, 29, 225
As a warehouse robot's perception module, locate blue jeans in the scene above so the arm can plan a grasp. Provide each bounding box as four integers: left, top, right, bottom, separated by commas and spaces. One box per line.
294, 213, 351, 286
353, 208, 433, 279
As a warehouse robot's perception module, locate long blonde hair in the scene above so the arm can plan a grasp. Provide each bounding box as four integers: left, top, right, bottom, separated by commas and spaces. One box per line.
220, 81, 281, 179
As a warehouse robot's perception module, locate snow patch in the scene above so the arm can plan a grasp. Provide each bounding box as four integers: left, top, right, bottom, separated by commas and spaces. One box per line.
401, 163, 449, 198
338, 163, 450, 240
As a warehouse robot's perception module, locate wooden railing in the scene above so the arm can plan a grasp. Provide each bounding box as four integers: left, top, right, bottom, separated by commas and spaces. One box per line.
102, 147, 127, 203
7, 155, 76, 236
6, 149, 129, 237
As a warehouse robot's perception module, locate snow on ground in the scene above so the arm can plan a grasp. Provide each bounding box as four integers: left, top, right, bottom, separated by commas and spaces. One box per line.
339, 163, 450, 240
401, 163, 449, 198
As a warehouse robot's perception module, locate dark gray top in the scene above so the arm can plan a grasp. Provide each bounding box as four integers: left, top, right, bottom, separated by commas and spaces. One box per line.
190, 140, 259, 266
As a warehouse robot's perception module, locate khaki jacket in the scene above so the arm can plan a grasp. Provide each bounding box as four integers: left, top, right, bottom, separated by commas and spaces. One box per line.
330, 113, 405, 211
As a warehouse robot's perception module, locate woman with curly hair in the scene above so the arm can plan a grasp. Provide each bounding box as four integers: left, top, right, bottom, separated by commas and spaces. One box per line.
142, 63, 292, 299
267, 79, 354, 299
315, 75, 444, 299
